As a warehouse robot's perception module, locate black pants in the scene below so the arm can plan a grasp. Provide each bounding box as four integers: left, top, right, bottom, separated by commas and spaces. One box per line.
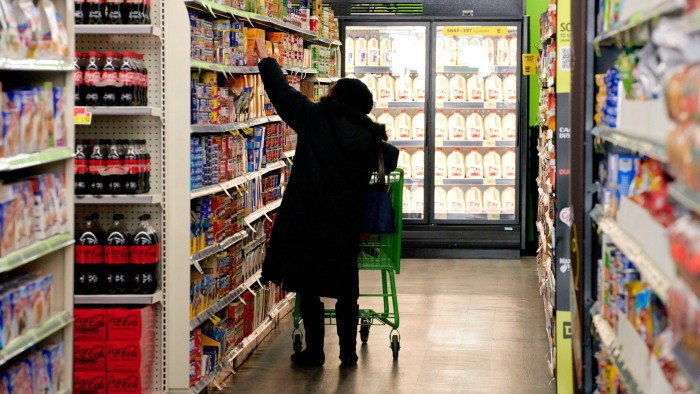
299, 292, 359, 358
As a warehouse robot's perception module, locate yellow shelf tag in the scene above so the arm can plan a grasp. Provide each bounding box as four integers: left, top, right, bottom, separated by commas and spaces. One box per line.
484, 102, 497, 109
484, 140, 496, 147
435, 178, 443, 185
73, 107, 93, 125
436, 101, 444, 109
522, 53, 537, 75
484, 179, 496, 186
488, 213, 500, 220
376, 101, 388, 108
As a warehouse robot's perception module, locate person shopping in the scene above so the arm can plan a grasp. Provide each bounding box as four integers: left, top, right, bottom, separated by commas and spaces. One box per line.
254, 39, 398, 367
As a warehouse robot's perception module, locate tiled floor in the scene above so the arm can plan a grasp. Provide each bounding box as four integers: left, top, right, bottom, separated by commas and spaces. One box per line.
221, 258, 556, 393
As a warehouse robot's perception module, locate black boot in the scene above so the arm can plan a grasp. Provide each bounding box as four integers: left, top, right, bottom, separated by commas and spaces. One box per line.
336, 300, 359, 367
291, 297, 325, 366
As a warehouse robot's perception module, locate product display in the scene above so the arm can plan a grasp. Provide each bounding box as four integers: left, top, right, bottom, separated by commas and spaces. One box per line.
0, 342, 65, 393
0, 273, 54, 348
74, 0, 151, 24
0, 0, 69, 61
74, 51, 149, 107
75, 139, 151, 195
191, 71, 273, 125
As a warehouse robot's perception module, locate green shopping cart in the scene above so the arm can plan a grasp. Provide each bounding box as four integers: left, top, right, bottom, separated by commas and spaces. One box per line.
292, 169, 404, 359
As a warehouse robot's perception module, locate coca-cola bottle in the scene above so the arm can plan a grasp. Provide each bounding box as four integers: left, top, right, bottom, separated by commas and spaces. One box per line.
144, 0, 151, 24
105, 0, 125, 24
119, 52, 136, 106
127, 0, 145, 24
124, 140, 139, 194
106, 139, 125, 194
105, 214, 131, 294
84, 52, 102, 107
89, 139, 107, 194
75, 140, 90, 194
139, 140, 150, 193
87, 0, 105, 24
75, 0, 87, 24
75, 214, 106, 295
101, 52, 121, 106
131, 214, 158, 294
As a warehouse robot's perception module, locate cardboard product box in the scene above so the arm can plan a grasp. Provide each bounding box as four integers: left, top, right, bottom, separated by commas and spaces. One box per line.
74, 342, 106, 372
75, 308, 108, 342
107, 306, 157, 341
42, 343, 65, 392
107, 371, 153, 394
74, 372, 106, 394
106, 340, 155, 372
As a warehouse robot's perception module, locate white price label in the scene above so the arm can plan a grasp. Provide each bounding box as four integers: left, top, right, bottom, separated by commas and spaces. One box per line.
484, 179, 496, 186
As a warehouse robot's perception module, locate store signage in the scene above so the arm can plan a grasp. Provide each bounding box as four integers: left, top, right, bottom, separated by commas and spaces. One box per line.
74, 107, 93, 126
522, 53, 537, 75
442, 26, 508, 37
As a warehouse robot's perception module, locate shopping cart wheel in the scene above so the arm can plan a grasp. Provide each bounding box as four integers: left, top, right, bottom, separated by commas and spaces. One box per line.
391, 335, 400, 359
360, 319, 370, 344
293, 332, 302, 354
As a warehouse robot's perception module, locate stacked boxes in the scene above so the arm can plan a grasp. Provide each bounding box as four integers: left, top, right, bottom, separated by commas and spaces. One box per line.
190, 243, 244, 320
0, 343, 65, 393
265, 32, 304, 69
0, 274, 54, 349
191, 73, 271, 125
190, 135, 247, 189
190, 192, 245, 255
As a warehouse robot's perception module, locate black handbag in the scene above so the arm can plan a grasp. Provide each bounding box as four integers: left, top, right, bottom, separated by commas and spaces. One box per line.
362, 145, 396, 234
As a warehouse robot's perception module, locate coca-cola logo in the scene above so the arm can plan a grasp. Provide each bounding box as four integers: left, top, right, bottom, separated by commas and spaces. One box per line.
108, 344, 138, 358
75, 376, 105, 389
76, 313, 105, 329
75, 344, 105, 359
107, 232, 127, 246
109, 313, 139, 328
109, 375, 139, 389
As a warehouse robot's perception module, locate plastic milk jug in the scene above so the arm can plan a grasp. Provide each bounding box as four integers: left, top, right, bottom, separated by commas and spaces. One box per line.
378, 74, 395, 101
456, 37, 473, 66
436, 37, 445, 67
466, 149, 484, 179
412, 148, 425, 178
501, 186, 516, 213
413, 74, 425, 100
502, 148, 516, 179
448, 112, 466, 140
496, 37, 509, 66
485, 112, 503, 141
447, 148, 465, 178
504, 74, 517, 103
412, 186, 424, 213
503, 111, 517, 140
467, 75, 484, 102
434, 187, 447, 213
402, 186, 412, 213
355, 36, 367, 66
447, 187, 465, 212
345, 36, 355, 66
395, 74, 412, 102
509, 37, 518, 66
449, 74, 467, 102
367, 36, 380, 66
380, 37, 392, 66
412, 111, 425, 139
377, 111, 395, 140
483, 38, 495, 66
444, 37, 458, 66
436, 73, 449, 101
395, 111, 412, 140
435, 110, 448, 142
466, 111, 484, 141
466, 186, 483, 213
360, 74, 378, 101
484, 149, 502, 179
484, 186, 502, 213
434, 148, 447, 178
485, 74, 503, 103
397, 148, 412, 178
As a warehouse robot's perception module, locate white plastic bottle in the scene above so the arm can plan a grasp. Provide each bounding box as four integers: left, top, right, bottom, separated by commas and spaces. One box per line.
502, 111, 517, 140
412, 186, 424, 214
397, 148, 412, 178
483, 37, 495, 66
377, 111, 395, 140
413, 74, 425, 101
435, 37, 445, 67
345, 36, 355, 66
360, 74, 378, 101
496, 37, 509, 66
483, 186, 502, 213
436, 73, 449, 101
457, 36, 473, 66
434, 187, 447, 213
435, 110, 448, 143
447, 187, 465, 213
402, 186, 412, 213
444, 37, 458, 66
466, 111, 484, 141
355, 36, 367, 66
465, 186, 483, 213
447, 148, 465, 179
395, 110, 412, 140
502, 148, 516, 179
395, 74, 413, 102
412, 148, 425, 178
484, 149, 502, 179
434, 148, 447, 178
485, 74, 504, 103
380, 36, 393, 66
449, 74, 467, 102
504, 74, 517, 103
448, 112, 466, 140
412, 111, 425, 140
508, 36, 518, 67
501, 186, 516, 213
468, 38, 483, 67
466, 149, 484, 179
467, 75, 484, 102
378, 73, 395, 102
368, 36, 380, 66
484, 112, 503, 141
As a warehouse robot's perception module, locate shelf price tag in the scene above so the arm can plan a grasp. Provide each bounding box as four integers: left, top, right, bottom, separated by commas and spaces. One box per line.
436, 65, 444, 72
484, 102, 497, 109
484, 140, 496, 147
484, 179, 496, 186
435, 178, 443, 185
436, 101, 444, 109
376, 101, 388, 109
487, 213, 501, 220
436, 213, 446, 220
435, 140, 443, 148
74, 107, 93, 125
346, 65, 354, 73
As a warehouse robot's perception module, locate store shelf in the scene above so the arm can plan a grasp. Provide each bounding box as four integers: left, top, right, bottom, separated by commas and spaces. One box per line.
189, 293, 294, 393
375, 101, 425, 109
673, 344, 700, 393
436, 178, 516, 186
190, 160, 286, 199
0, 58, 72, 71
435, 212, 516, 221
81, 106, 162, 117
349, 66, 393, 74
668, 182, 700, 216
191, 115, 283, 134
440, 65, 517, 74
191, 59, 259, 74
74, 290, 163, 305
75, 194, 162, 205
404, 178, 424, 186
190, 230, 248, 265
591, 126, 668, 163
593, 1, 685, 47
0, 311, 72, 368
190, 272, 262, 330
75, 24, 162, 36
436, 140, 517, 148
283, 150, 295, 159
0, 147, 74, 173
243, 237, 266, 255
245, 199, 282, 225
285, 67, 317, 74
591, 314, 643, 394
590, 208, 671, 304
0, 233, 74, 275
437, 101, 517, 110
390, 140, 425, 148
304, 76, 333, 83
315, 37, 342, 46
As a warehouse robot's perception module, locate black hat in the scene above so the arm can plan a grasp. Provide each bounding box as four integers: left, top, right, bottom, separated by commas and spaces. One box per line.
330, 78, 374, 115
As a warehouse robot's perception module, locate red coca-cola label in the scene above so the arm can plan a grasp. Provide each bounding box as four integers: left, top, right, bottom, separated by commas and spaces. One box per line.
84, 70, 101, 86
107, 307, 155, 341
75, 309, 107, 341
74, 342, 106, 372
107, 342, 146, 372
89, 160, 106, 175
75, 245, 104, 264
74, 372, 106, 394
102, 70, 118, 85
75, 158, 88, 174
124, 158, 139, 174
107, 372, 142, 394
75, 70, 85, 85
105, 246, 129, 264
105, 159, 125, 175
130, 244, 159, 264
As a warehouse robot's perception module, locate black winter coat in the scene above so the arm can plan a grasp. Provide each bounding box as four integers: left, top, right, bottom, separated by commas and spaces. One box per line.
258, 58, 398, 299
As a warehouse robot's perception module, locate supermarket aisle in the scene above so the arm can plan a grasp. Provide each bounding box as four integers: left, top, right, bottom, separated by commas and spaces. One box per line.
222, 258, 555, 394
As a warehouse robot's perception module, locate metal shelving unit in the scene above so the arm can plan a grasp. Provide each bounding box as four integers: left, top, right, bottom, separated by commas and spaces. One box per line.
190, 160, 286, 200
0, 233, 74, 275
74, 291, 163, 305
0, 59, 73, 71
75, 194, 162, 205
189, 272, 262, 330
191, 115, 282, 134
0, 147, 74, 172
668, 182, 700, 216
75, 24, 162, 36
0, 312, 73, 367
591, 126, 668, 163
591, 314, 642, 394
82, 106, 163, 117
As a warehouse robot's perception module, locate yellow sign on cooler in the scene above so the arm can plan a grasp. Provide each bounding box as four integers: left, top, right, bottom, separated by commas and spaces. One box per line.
443, 26, 508, 37
522, 53, 537, 75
